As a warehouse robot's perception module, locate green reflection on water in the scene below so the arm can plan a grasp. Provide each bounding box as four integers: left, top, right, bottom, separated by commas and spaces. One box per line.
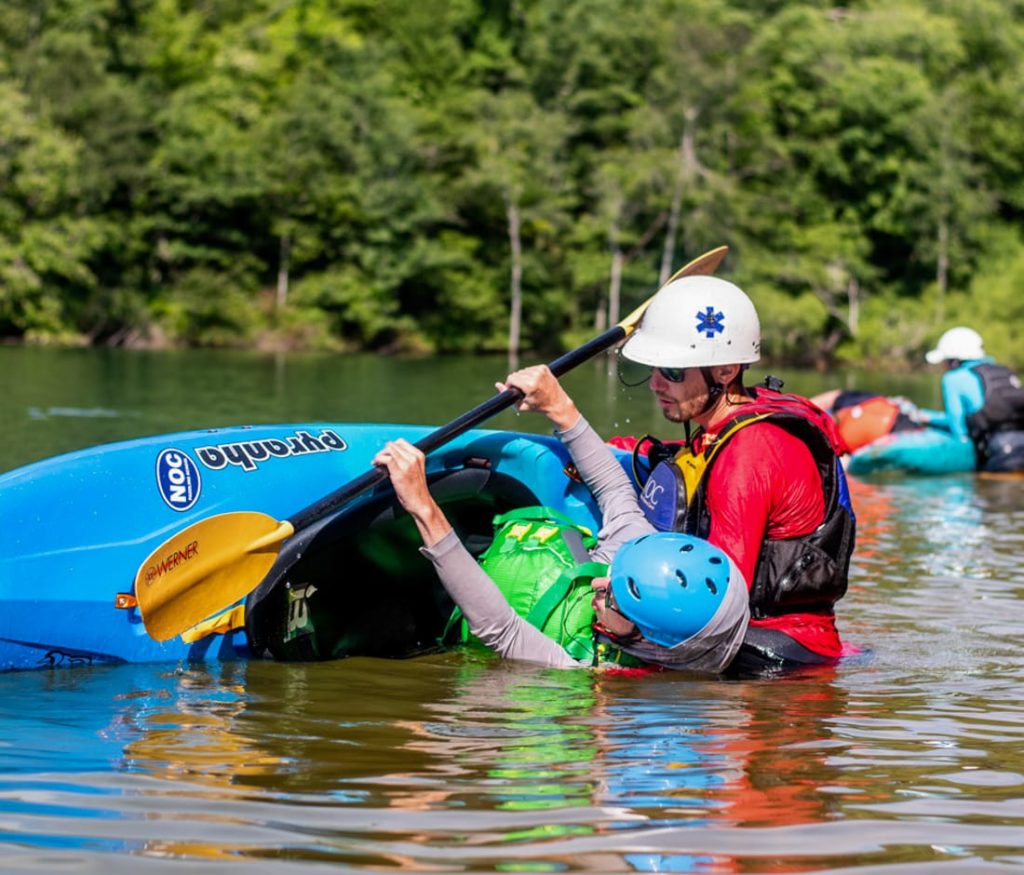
0, 345, 942, 473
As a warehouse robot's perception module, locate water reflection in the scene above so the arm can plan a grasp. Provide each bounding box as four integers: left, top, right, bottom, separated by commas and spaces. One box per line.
113, 666, 287, 787
4, 656, 854, 870
196, 657, 857, 871
1, 627, 1023, 870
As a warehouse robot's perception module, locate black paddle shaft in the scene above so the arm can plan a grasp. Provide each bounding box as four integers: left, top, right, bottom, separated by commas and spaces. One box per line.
286, 326, 627, 532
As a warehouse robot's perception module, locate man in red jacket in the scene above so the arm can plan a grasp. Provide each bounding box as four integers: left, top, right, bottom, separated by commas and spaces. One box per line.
617, 275, 856, 674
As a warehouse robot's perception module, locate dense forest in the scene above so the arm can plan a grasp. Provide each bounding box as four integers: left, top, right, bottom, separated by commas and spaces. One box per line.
2, 0, 1023, 367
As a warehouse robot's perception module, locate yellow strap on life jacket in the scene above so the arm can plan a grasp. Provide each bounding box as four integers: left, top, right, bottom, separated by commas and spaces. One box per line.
671, 412, 777, 504
180, 603, 246, 643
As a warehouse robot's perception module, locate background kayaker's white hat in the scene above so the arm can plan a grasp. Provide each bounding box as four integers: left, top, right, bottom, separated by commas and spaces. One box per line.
621, 275, 760, 368
925, 326, 986, 364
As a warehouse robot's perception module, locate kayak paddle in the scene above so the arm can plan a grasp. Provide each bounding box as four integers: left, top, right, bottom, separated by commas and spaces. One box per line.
135, 244, 728, 641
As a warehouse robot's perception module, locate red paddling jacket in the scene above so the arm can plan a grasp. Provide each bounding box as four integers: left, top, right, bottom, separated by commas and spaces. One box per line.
637, 389, 856, 620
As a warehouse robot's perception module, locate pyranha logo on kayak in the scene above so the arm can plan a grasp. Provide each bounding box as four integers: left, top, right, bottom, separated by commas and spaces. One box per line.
156, 448, 202, 511
194, 428, 349, 473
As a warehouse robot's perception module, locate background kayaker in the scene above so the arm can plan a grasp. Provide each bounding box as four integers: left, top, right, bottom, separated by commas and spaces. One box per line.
616, 275, 856, 674
923, 326, 1024, 474
373, 365, 751, 674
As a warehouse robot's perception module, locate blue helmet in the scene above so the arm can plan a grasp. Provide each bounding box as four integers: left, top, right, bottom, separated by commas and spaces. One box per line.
609, 533, 734, 648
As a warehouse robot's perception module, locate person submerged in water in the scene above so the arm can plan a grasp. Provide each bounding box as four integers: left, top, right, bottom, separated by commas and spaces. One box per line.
373, 365, 751, 674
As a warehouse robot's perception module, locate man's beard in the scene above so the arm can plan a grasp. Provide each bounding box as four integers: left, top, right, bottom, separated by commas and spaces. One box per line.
660, 398, 704, 424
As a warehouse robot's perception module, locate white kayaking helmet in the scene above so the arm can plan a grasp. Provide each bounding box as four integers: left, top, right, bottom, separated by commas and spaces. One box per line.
621, 275, 761, 368
925, 326, 986, 364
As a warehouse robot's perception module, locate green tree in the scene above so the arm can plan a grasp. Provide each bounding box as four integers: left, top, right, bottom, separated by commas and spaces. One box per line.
0, 81, 104, 338
458, 88, 573, 356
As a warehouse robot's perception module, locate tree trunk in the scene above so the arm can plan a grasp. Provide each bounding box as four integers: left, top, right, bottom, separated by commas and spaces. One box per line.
660, 108, 698, 285
608, 222, 623, 329
848, 275, 860, 338
276, 231, 290, 311
936, 213, 949, 324
507, 199, 523, 357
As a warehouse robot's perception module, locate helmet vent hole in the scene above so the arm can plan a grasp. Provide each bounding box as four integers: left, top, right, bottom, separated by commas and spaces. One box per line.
705, 577, 718, 595
676, 570, 688, 588
679, 543, 694, 553
709, 555, 723, 565
627, 577, 641, 600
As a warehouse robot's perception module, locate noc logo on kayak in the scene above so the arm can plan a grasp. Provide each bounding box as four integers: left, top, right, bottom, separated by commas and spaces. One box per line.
156, 448, 202, 512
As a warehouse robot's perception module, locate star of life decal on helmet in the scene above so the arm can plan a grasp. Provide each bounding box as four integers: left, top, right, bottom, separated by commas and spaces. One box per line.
696, 306, 725, 338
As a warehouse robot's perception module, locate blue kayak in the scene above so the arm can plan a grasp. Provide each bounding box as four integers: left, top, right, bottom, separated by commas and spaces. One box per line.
845, 428, 976, 476
0, 423, 613, 672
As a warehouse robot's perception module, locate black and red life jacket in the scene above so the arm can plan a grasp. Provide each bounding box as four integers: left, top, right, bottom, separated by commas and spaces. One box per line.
636, 388, 856, 620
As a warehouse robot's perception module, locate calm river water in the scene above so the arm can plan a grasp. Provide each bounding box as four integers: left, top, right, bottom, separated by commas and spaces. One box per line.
1, 345, 1022, 873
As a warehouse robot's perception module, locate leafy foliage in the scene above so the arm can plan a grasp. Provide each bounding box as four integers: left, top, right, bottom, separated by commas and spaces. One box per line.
1, 0, 1023, 367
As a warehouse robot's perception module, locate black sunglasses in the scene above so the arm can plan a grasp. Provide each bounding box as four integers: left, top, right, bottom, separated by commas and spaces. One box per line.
603, 586, 620, 612
594, 586, 642, 645
616, 351, 688, 388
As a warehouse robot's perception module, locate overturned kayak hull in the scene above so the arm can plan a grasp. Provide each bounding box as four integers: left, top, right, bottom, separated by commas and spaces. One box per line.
0, 423, 611, 672
846, 428, 976, 477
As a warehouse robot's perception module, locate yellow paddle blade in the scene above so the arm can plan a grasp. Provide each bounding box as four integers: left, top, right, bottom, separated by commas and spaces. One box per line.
134, 511, 294, 642
618, 244, 728, 335
180, 604, 247, 644
663, 244, 729, 286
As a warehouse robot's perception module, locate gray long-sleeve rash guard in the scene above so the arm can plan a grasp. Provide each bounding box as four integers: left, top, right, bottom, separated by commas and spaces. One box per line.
419, 415, 653, 668
420, 416, 751, 672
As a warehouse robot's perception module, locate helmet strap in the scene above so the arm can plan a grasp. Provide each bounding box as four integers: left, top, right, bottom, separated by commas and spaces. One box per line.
698, 367, 724, 415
